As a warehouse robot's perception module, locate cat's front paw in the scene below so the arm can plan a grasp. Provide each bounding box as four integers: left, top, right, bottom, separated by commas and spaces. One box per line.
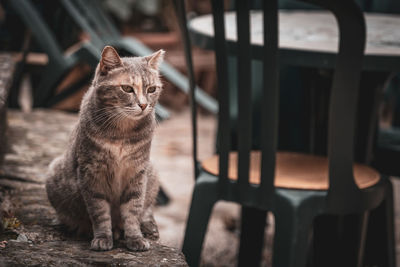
126, 237, 150, 252
141, 221, 159, 241
91, 236, 113, 251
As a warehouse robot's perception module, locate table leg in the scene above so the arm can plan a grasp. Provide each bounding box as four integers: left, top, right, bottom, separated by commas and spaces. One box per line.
355, 71, 391, 163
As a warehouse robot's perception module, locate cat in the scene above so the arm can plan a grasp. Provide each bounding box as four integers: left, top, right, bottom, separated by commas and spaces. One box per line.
46, 46, 164, 252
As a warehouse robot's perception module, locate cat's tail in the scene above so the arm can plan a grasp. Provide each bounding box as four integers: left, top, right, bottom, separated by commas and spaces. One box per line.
47, 155, 64, 178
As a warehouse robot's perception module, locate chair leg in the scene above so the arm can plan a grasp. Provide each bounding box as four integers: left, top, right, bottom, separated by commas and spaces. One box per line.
364, 180, 396, 267
313, 213, 366, 267
238, 207, 267, 267
272, 197, 316, 267
357, 212, 369, 267
182, 173, 218, 267
385, 182, 396, 267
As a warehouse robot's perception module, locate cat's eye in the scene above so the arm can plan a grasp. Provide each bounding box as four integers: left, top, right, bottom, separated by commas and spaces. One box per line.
121, 85, 134, 93
147, 86, 157, 93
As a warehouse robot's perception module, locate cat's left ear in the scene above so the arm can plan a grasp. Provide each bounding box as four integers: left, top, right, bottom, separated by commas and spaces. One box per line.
100, 46, 122, 75
145, 50, 165, 70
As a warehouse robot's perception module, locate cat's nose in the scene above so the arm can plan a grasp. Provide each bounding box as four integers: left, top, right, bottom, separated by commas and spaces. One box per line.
138, 104, 148, 111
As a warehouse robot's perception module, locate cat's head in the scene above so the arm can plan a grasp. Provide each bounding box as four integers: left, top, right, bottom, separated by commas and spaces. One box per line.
92, 46, 165, 119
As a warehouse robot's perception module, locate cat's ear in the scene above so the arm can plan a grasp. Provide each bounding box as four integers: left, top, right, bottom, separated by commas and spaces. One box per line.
145, 49, 165, 70
100, 46, 122, 75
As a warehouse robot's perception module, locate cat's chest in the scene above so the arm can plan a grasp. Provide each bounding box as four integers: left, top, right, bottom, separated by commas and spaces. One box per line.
89, 136, 149, 182
101, 141, 131, 162
101, 141, 133, 192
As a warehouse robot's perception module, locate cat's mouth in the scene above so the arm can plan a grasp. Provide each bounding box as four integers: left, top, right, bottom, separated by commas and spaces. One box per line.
123, 108, 151, 119
139, 109, 152, 117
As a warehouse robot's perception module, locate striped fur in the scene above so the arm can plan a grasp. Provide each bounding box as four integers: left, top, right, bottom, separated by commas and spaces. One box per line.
46, 46, 164, 251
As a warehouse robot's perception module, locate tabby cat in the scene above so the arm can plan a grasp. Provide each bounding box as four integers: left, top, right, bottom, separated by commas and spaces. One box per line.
46, 46, 164, 251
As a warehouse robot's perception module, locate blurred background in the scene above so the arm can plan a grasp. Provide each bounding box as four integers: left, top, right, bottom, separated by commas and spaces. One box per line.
0, 0, 218, 112
0, 0, 400, 266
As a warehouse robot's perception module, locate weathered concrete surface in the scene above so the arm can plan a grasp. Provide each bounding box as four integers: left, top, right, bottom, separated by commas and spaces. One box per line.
0, 187, 185, 266
0, 110, 187, 266
2, 236, 184, 267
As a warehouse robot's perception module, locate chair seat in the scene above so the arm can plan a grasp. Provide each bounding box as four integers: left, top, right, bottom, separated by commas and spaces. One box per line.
201, 151, 380, 190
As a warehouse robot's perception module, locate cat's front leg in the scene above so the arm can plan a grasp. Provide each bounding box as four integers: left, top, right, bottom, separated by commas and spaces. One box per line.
120, 173, 150, 251
82, 191, 113, 251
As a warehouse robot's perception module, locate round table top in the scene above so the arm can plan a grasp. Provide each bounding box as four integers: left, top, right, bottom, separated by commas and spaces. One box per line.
188, 10, 400, 71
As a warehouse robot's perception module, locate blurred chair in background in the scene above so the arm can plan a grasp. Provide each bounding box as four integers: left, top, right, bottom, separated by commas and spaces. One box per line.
6, 0, 171, 120
175, 0, 396, 266
60, 0, 217, 116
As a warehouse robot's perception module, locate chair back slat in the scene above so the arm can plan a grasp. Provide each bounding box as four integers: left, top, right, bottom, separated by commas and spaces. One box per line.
60, 0, 104, 47
85, 0, 121, 39
211, 0, 231, 190
9, 0, 65, 65
210, 0, 279, 202
173, 0, 199, 179
76, 0, 112, 39
66, 0, 119, 43
235, 1, 252, 190
327, 1, 366, 210
260, 0, 279, 198
301, 0, 366, 211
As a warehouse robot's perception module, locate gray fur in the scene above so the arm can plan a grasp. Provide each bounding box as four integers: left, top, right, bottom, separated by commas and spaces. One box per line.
46, 46, 164, 251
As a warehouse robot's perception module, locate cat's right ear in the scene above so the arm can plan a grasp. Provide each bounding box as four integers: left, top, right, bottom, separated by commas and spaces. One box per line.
100, 46, 122, 75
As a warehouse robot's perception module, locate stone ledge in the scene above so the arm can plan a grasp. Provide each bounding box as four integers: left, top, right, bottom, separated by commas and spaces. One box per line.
1, 239, 186, 267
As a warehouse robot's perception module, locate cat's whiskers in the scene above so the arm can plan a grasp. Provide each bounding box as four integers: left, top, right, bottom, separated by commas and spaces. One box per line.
91, 107, 117, 125
100, 112, 123, 132
108, 110, 125, 129
91, 113, 112, 126
114, 112, 131, 133
98, 109, 131, 135
92, 111, 122, 135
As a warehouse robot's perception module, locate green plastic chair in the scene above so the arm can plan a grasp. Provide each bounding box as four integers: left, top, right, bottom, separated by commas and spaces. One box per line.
7, 0, 170, 120
7, 0, 97, 105
175, 0, 396, 266
59, 0, 218, 115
